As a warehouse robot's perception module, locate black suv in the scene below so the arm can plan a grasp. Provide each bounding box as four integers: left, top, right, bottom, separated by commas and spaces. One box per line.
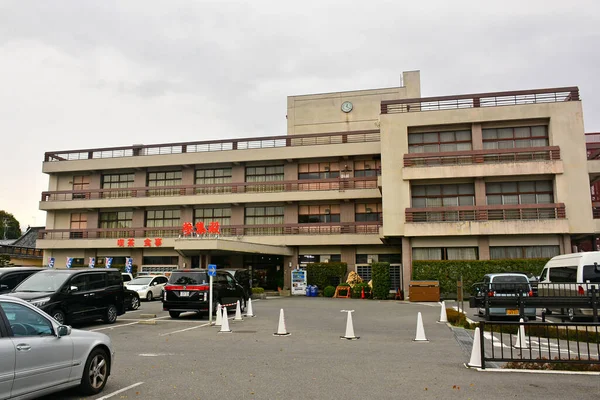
223, 268, 252, 299
162, 269, 247, 319
0, 267, 43, 294
10, 268, 125, 325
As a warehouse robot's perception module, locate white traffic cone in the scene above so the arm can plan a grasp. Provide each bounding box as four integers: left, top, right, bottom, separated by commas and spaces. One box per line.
234, 300, 243, 321
245, 298, 255, 317
340, 310, 359, 340
414, 312, 428, 342
219, 307, 231, 333
438, 301, 448, 323
273, 308, 291, 336
214, 303, 222, 326
514, 318, 530, 349
466, 327, 482, 368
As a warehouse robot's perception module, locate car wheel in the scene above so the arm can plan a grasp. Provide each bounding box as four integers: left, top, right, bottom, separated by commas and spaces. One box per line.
79, 347, 109, 395
169, 311, 181, 319
103, 304, 118, 324
52, 310, 66, 325
146, 291, 153, 301
130, 296, 140, 310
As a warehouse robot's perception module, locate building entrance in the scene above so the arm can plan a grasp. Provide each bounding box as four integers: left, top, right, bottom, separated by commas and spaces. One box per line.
243, 254, 284, 291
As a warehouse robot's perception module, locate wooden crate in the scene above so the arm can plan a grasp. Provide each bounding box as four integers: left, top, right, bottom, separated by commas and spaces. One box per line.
409, 280, 440, 302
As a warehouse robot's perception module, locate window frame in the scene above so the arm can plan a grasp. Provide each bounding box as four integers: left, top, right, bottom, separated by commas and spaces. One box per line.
411, 184, 475, 208
408, 130, 473, 154
482, 125, 549, 150
485, 181, 554, 205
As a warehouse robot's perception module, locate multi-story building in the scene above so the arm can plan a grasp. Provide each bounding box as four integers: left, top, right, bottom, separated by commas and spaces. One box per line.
37, 70, 598, 294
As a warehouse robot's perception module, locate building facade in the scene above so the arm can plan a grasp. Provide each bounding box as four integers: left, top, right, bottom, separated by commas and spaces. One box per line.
37, 71, 598, 293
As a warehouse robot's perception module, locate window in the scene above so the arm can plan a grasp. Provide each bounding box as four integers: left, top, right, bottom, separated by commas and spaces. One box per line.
408, 130, 472, 153
87, 273, 107, 290
0, 302, 53, 337
354, 160, 381, 177
355, 203, 382, 222
245, 206, 284, 235
490, 246, 560, 259
486, 181, 554, 205
548, 266, 577, 283
101, 173, 135, 198
583, 265, 600, 283
299, 204, 340, 223
357, 265, 372, 282
412, 247, 478, 260
146, 209, 180, 236
70, 213, 87, 239
147, 171, 182, 197
298, 162, 340, 180
412, 184, 475, 207
99, 211, 133, 238
72, 175, 90, 199
194, 208, 231, 232
69, 275, 89, 291
245, 165, 285, 192
195, 168, 232, 194
143, 256, 179, 265
482, 126, 548, 149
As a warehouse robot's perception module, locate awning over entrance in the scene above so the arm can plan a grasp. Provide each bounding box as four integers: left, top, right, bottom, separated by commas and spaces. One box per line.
174, 238, 294, 257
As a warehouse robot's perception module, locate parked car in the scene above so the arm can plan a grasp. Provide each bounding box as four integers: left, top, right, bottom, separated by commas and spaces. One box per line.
124, 287, 141, 310
125, 275, 168, 301
0, 267, 43, 294
0, 295, 114, 398
473, 273, 536, 320
162, 269, 247, 319
223, 268, 252, 300
9, 268, 125, 325
121, 272, 134, 283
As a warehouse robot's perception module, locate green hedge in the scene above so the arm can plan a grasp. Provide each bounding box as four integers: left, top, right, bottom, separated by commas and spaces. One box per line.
251, 287, 265, 294
323, 286, 336, 297
351, 282, 372, 299
412, 259, 549, 296
306, 262, 347, 289
372, 262, 391, 300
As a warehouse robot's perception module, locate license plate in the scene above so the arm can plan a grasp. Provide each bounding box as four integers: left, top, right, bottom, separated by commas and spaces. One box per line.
506, 309, 519, 315
179, 291, 190, 297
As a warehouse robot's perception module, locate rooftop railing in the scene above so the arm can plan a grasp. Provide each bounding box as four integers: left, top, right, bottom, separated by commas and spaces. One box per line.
403, 147, 560, 167
586, 133, 600, 160
381, 87, 580, 114
44, 130, 381, 162
405, 204, 566, 223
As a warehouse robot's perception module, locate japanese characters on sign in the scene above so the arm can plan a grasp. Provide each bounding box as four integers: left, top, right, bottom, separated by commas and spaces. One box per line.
116, 237, 163, 247
181, 221, 220, 237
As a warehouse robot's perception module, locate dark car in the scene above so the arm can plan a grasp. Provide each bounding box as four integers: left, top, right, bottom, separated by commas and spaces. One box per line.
9, 268, 126, 325
223, 268, 252, 299
124, 288, 141, 310
0, 267, 43, 294
162, 269, 247, 319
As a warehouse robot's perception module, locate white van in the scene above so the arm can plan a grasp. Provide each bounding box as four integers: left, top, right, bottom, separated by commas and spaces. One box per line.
538, 251, 600, 320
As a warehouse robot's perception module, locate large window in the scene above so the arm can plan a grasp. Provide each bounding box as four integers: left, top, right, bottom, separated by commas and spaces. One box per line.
355, 254, 403, 290
299, 204, 340, 223
142, 256, 179, 265
146, 209, 180, 236
486, 181, 553, 205
70, 213, 87, 239
412, 247, 478, 260
354, 160, 381, 177
245, 165, 284, 192
411, 184, 475, 207
298, 162, 340, 179
195, 168, 232, 194
408, 130, 472, 153
194, 208, 231, 234
355, 203, 382, 222
245, 206, 284, 235
147, 171, 182, 197
72, 175, 90, 199
99, 211, 133, 238
490, 246, 560, 259
101, 173, 135, 198
482, 126, 548, 149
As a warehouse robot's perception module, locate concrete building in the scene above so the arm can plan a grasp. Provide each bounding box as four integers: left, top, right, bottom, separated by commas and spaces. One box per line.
37, 71, 597, 294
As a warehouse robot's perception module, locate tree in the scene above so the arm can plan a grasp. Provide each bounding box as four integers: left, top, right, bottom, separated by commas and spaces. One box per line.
0, 211, 21, 240
0, 255, 13, 267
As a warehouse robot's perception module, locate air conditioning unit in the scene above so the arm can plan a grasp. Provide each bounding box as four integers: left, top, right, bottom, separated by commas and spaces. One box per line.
367, 258, 374, 264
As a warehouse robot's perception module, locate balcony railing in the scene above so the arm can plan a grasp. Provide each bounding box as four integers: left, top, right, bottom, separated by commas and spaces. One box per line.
405, 204, 566, 223
0, 245, 43, 258
40, 177, 379, 202
381, 87, 579, 114
44, 130, 381, 162
403, 147, 560, 167
593, 203, 600, 219
37, 222, 382, 240
586, 133, 600, 160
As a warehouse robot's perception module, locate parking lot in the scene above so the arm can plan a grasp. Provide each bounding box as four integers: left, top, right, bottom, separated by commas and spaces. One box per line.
41, 297, 600, 400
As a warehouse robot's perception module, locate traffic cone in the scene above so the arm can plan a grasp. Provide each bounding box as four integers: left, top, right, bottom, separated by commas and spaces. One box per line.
414, 312, 428, 342
340, 310, 359, 340
214, 303, 222, 326
273, 308, 290, 336
245, 298, 255, 317
361, 287, 365, 299
234, 300, 243, 321
514, 318, 530, 349
466, 327, 482, 368
437, 301, 448, 323
219, 307, 231, 333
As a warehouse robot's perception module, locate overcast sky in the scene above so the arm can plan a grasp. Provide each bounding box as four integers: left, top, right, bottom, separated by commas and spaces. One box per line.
1, 0, 599, 231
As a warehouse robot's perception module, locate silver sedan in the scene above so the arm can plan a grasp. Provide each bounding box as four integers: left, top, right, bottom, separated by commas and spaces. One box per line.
0, 295, 115, 399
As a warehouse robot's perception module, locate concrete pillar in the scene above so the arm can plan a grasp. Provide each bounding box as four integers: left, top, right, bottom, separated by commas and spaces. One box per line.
232, 164, 245, 193
284, 162, 298, 181
179, 255, 191, 269
181, 166, 195, 186
181, 208, 193, 225
478, 236, 490, 260
131, 248, 143, 270
84, 249, 97, 267
231, 205, 244, 226
474, 178, 486, 206
403, 71, 421, 98
132, 210, 145, 228
284, 203, 298, 224
472, 123, 483, 151
402, 237, 412, 296
340, 201, 355, 223
560, 234, 572, 254
283, 247, 299, 289
89, 173, 101, 190
341, 246, 356, 278
87, 211, 99, 229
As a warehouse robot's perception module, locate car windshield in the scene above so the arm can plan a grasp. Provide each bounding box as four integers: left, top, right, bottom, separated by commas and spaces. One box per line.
492, 276, 529, 283
128, 277, 153, 285
14, 272, 71, 292
169, 272, 208, 285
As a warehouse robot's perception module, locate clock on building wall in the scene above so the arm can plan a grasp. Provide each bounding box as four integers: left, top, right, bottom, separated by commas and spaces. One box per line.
341, 101, 353, 113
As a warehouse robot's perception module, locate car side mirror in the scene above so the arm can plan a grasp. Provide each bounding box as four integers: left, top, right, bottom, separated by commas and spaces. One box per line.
70, 286, 79, 292
57, 325, 71, 337
152, 282, 158, 286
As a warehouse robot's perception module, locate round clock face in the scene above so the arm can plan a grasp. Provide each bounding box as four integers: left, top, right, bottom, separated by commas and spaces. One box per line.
341, 101, 353, 113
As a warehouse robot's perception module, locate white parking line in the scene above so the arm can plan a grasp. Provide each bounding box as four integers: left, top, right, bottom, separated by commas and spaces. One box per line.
96, 382, 144, 400
159, 321, 212, 336
89, 316, 171, 331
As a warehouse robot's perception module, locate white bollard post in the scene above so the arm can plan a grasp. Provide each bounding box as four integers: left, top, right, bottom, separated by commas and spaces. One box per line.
438, 301, 448, 323
414, 312, 428, 342
340, 310, 359, 340
273, 308, 291, 336
214, 303, 222, 326
234, 300, 243, 321
245, 298, 255, 317
466, 327, 482, 368
219, 307, 231, 333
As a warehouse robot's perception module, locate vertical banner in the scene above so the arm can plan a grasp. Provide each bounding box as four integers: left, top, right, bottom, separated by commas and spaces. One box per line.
125, 257, 133, 274
105, 257, 113, 268
48, 257, 55, 268
89, 257, 95, 269
66, 257, 73, 269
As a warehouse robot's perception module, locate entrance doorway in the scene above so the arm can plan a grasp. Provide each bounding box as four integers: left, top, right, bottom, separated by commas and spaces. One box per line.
243, 254, 284, 290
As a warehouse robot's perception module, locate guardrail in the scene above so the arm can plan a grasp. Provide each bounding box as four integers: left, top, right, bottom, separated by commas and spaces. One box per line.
403, 147, 560, 167
406, 203, 566, 222
478, 320, 600, 369
43, 130, 381, 162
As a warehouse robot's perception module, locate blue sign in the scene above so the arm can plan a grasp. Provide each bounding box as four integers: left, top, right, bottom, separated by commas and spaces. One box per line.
105, 257, 113, 268
89, 257, 95, 269
66, 257, 73, 269
48, 257, 55, 269
208, 264, 217, 277
125, 257, 133, 274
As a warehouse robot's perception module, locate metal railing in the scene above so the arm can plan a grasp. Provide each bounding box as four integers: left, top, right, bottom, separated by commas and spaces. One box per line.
44, 130, 381, 162
381, 87, 579, 114
37, 221, 382, 240
40, 177, 379, 202
403, 147, 560, 167
405, 204, 566, 222
0, 246, 43, 258
478, 320, 600, 369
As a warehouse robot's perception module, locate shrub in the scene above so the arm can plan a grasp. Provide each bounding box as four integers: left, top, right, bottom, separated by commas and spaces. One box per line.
306, 262, 347, 289
251, 287, 265, 294
323, 286, 336, 298
446, 308, 473, 329
351, 282, 372, 299
412, 259, 548, 296
372, 262, 391, 300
